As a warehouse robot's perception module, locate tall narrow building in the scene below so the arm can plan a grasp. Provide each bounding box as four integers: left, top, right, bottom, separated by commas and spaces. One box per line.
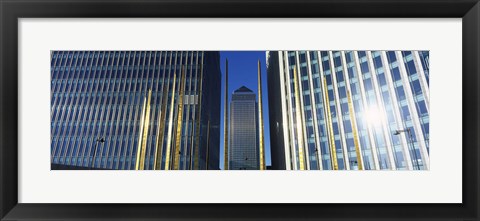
267, 51, 430, 170
50, 51, 222, 170
229, 86, 260, 170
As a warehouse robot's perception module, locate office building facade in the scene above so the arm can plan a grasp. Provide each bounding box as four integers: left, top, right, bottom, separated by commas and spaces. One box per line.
267, 51, 429, 170
229, 86, 260, 170
50, 51, 221, 170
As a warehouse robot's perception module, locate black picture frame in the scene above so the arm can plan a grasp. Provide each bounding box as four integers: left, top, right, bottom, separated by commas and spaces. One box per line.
1, 0, 479, 220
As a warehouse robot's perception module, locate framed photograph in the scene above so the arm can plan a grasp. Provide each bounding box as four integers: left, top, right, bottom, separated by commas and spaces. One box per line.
1, 0, 478, 220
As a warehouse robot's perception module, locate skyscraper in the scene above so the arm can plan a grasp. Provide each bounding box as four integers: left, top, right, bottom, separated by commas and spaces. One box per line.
50, 51, 221, 170
267, 51, 429, 170
229, 86, 260, 170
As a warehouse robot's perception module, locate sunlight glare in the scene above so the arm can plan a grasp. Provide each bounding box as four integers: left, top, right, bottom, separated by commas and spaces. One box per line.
364, 106, 385, 127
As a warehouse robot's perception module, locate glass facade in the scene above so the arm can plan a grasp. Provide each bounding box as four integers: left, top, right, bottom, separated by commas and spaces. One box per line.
50, 51, 221, 170
267, 51, 430, 170
229, 86, 260, 170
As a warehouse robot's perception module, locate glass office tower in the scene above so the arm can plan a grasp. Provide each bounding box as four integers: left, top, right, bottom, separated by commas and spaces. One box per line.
50, 51, 221, 170
267, 51, 429, 170
229, 86, 260, 170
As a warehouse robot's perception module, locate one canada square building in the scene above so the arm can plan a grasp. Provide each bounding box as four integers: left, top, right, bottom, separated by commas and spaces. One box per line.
229, 86, 260, 170
50, 51, 221, 170
267, 51, 429, 170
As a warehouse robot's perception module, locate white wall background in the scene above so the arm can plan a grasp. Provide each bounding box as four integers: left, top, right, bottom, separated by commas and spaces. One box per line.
18, 18, 462, 203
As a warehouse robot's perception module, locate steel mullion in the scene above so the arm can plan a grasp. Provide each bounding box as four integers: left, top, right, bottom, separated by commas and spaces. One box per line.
52, 51, 81, 162
62, 51, 87, 165
116, 51, 136, 170
87, 51, 112, 168
99, 52, 123, 168
77, 51, 103, 167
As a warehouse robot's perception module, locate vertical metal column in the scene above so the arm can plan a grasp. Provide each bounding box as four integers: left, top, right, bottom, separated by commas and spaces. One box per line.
258, 60, 266, 170
323, 78, 338, 170
139, 89, 152, 170
224, 59, 229, 170
347, 90, 364, 170
305, 51, 323, 170
164, 72, 177, 170
277, 52, 293, 170
153, 54, 170, 170
174, 66, 187, 170
293, 66, 306, 170
135, 89, 152, 170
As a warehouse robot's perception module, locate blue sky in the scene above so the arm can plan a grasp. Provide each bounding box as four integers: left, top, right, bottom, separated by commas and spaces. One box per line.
219, 51, 270, 169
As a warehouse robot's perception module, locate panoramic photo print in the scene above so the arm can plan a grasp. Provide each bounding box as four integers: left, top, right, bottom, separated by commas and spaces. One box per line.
50, 51, 430, 170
